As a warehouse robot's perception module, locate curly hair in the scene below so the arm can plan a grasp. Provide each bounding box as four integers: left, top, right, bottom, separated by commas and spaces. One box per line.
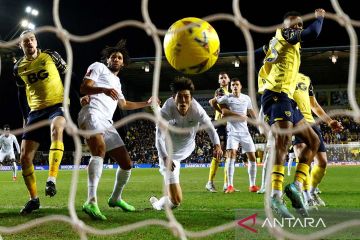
100, 39, 130, 66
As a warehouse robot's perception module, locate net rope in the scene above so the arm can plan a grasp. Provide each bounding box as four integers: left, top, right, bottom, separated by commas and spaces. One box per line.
0, 0, 359, 239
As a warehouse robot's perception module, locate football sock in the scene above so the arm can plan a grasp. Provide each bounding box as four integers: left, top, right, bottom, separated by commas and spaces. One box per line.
48, 140, 64, 182
87, 156, 103, 203
271, 165, 284, 197
248, 160, 257, 186
156, 196, 177, 210
110, 168, 131, 201
12, 161, 17, 178
208, 157, 219, 182
22, 164, 37, 199
294, 163, 310, 190
260, 151, 269, 189
310, 165, 326, 193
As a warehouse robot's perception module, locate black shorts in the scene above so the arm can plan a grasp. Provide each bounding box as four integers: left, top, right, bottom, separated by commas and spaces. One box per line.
22, 103, 64, 142
293, 125, 326, 152
261, 90, 304, 126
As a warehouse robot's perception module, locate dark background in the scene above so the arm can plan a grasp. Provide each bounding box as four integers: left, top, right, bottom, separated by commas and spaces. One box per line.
0, 0, 359, 149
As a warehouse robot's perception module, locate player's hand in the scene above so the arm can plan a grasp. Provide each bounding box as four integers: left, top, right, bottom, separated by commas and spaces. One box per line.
103, 88, 119, 100
213, 144, 223, 159
328, 119, 343, 132
147, 96, 160, 106
315, 8, 325, 18
80, 95, 90, 106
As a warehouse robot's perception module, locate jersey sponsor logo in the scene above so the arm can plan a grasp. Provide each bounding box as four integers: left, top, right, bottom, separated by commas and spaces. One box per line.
27, 69, 49, 84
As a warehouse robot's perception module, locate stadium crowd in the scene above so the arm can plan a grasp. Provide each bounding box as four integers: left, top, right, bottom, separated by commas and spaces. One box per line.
26, 116, 360, 166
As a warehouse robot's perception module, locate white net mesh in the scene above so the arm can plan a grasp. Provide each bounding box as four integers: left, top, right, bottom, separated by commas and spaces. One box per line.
0, 0, 359, 239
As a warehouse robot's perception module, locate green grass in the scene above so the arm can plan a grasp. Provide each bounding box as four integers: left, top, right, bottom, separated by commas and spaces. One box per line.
0, 166, 359, 239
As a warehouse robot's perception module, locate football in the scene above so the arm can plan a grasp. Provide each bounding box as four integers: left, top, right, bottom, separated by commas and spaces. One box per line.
163, 17, 220, 74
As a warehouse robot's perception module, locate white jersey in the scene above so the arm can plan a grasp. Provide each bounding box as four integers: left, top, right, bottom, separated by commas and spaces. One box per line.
217, 93, 252, 134
0, 134, 20, 153
80, 62, 125, 121
156, 98, 220, 162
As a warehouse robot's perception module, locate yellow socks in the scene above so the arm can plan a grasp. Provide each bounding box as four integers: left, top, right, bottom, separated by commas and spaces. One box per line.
22, 165, 37, 198
294, 163, 310, 186
48, 140, 64, 179
272, 165, 285, 192
208, 157, 219, 182
311, 164, 326, 189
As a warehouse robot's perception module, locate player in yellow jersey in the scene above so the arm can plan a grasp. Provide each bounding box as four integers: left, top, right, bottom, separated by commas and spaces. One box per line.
258, 9, 326, 218
13, 30, 67, 214
206, 72, 230, 193
292, 73, 343, 209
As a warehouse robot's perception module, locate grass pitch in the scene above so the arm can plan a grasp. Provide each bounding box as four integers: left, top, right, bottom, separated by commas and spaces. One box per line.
0, 166, 359, 239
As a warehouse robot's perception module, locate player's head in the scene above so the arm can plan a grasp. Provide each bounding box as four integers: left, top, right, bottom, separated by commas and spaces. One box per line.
230, 77, 242, 94
19, 30, 38, 57
218, 72, 230, 87
3, 124, 10, 136
101, 39, 130, 73
170, 77, 195, 116
283, 11, 303, 29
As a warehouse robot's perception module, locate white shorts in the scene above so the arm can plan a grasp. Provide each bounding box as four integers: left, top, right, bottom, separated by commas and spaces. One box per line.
158, 157, 180, 185
226, 132, 255, 153
78, 111, 124, 152
0, 151, 15, 162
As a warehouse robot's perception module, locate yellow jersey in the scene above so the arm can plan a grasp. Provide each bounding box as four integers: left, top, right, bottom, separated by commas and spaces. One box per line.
258, 28, 301, 98
14, 49, 67, 111
293, 73, 315, 123
214, 86, 229, 121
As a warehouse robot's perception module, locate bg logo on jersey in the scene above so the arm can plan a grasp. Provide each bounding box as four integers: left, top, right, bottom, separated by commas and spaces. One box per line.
27, 69, 49, 84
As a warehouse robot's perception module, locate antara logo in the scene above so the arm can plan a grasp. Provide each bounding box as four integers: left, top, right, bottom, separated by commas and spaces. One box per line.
262, 217, 326, 228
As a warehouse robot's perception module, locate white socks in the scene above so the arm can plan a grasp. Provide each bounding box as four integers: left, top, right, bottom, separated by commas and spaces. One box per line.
226, 158, 235, 187
12, 161, 17, 178
110, 168, 131, 202
248, 160, 257, 186
154, 196, 177, 210
287, 157, 294, 176
87, 156, 103, 203
260, 151, 269, 189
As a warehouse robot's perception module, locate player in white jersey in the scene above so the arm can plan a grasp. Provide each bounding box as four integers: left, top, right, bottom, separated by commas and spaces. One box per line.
0, 125, 20, 181
216, 78, 260, 193
150, 77, 222, 210
78, 40, 155, 220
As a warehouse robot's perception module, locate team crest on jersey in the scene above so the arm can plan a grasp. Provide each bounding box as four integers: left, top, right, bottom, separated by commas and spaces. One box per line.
41, 60, 46, 66
85, 69, 92, 77
273, 96, 278, 102
284, 111, 291, 117
296, 82, 307, 91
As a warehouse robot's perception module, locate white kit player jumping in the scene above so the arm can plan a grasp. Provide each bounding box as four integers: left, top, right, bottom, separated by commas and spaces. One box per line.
150, 77, 222, 210
0, 125, 20, 181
